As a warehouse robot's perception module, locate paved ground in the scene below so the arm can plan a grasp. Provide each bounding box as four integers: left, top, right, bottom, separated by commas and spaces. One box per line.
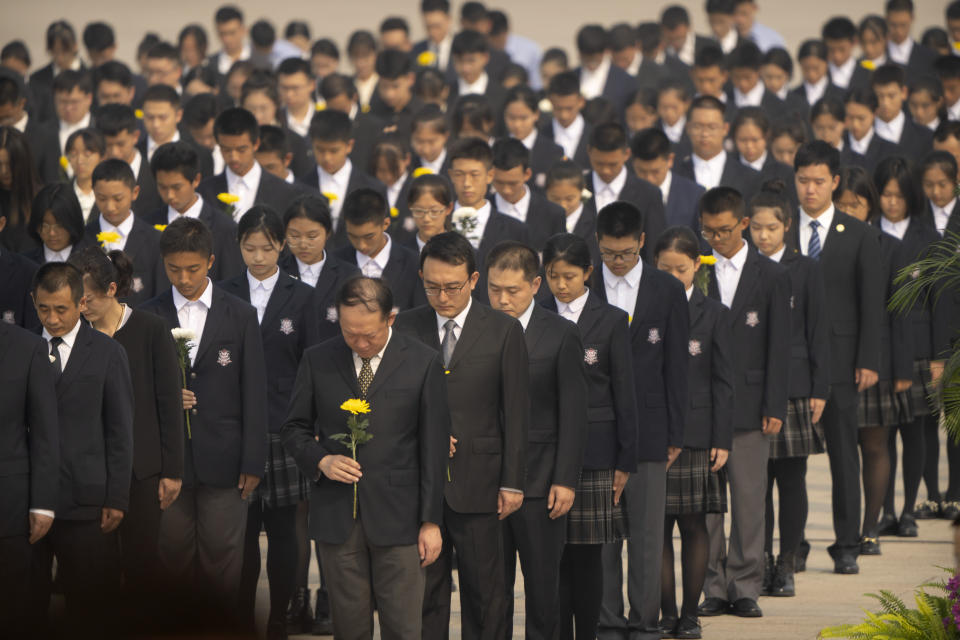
259, 433, 957, 639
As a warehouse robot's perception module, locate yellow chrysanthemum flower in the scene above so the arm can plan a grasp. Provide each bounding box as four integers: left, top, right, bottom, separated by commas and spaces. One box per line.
59, 155, 69, 170
97, 231, 121, 245
315, 101, 327, 111
154, 224, 167, 232
390, 207, 399, 218
954, 41, 960, 51
134, 109, 144, 119
217, 192, 240, 204
417, 51, 437, 67
322, 191, 338, 202
412, 167, 434, 178
340, 398, 371, 415
361, 104, 371, 113
860, 60, 876, 71
700, 255, 718, 265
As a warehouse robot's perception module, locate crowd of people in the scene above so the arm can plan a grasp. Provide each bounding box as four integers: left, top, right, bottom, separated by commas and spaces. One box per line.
1, 0, 960, 639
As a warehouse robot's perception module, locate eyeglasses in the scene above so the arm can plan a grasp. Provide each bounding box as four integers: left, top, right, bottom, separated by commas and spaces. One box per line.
700, 226, 739, 240
599, 247, 641, 263
411, 207, 447, 220
40, 221, 65, 233
424, 278, 470, 297
688, 122, 725, 134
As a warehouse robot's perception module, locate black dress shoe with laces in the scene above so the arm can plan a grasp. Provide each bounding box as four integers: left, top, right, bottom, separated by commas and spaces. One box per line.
673, 615, 703, 638
729, 598, 763, 617
697, 597, 729, 617
658, 615, 678, 638
897, 513, 919, 537
876, 512, 899, 536
833, 554, 859, 574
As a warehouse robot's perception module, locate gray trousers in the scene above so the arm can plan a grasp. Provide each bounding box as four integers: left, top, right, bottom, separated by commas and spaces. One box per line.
598, 460, 666, 640
317, 519, 425, 640
705, 430, 770, 602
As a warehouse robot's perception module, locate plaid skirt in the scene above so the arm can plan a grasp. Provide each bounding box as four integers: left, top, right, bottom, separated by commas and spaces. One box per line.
770, 397, 826, 459
858, 380, 912, 428
665, 448, 727, 516
254, 433, 309, 509
909, 359, 938, 417
566, 469, 629, 545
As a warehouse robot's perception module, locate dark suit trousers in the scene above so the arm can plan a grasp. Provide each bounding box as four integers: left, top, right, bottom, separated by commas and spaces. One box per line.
503, 498, 567, 640
317, 518, 424, 640
823, 382, 862, 557
240, 501, 298, 623
599, 461, 666, 640
119, 474, 161, 594
423, 502, 507, 640
0, 534, 31, 639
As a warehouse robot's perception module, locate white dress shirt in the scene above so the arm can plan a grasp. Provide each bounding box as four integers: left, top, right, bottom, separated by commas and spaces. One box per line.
742, 151, 767, 172
949, 98, 960, 122
719, 28, 738, 54
553, 114, 585, 160
804, 76, 829, 107
43, 244, 72, 263
168, 194, 204, 223
557, 289, 589, 323
226, 161, 262, 222
296, 253, 326, 287
602, 260, 642, 319
828, 57, 856, 90
458, 71, 489, 97
436, 296, 472, 344
926, 117, 941, 132
319, 159, 352, 227
580, 56, 611, 100
593, 168, 627, 212
430, 34, 453, 73
352, 328, 392, 376
217, 43, 251, 75
386, 172, 408, 209
517, 301, 536, 332
849, 127, 875, 155
734, 81, 765, 108
421, 149, 447, 175
880, 216, 909, 240
128, 149, 143, 182
875, 110, 905, 144
519, 129, 538, 151
74, 182, 95, 222
495, 187, 531, 223
42, 317, 81, 369
887, 38, 913, 66
692, 150, 727, 190
357, 234, 392, 278
58, 112, 91, 156
932, 199, 955, 236
662, 116, 686, 143
248, 267, 280, 323
147, 130, 180, 161
799, 204, 835, 255
673, 31, 697, 66
659, 170, 672, 205
173, 278, 214, 365
713, 240, 748, 309
355, 73, 379, 108
12, 112, 28, 133
212, 145, 225, 175
769, 245, 786, 263
565, 204, 584, 233
98, 212, 135, 251
454, 200, 492, 249
286, 103, 316, 138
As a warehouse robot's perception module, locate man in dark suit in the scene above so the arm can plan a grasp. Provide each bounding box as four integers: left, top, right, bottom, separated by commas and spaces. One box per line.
792, 141, 883, 574
585, 122, 668, 260
631, 127, 705, 234
591, 202, 689, 640
541, 71, 592, 170
0, 236, 40, 329
281, 276, 449, 640
695, 187, 790, 619
446, 30, 507, 117
140, 218, 267, 627
0, 321, 58, 637
96, 103, 163, 217
871, 64, 934, 164
393, 231, 529, 640
30, 262, 134, 637
85, 159, 167, 307
486, 242, 588, 640
0, 70, 61, 184
319, 73, 388, 179
197, 108, 301, 226
885, 0, 937, 78
491, 138, 566, 251
335, 189, 421, 310
726, 42, 788, 120
675, 96, 762, 204
574, 25, 636, 116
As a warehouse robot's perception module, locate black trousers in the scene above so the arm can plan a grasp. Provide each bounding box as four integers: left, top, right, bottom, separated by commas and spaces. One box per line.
422, 502, 507, 640
119, 474, 162, 592
0, 534, 31, 640
240, 501, 299, 625
503, 497, 567, 640
823, 382, 861, 558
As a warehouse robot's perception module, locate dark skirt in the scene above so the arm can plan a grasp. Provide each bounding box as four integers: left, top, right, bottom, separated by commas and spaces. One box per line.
770, 397, 826, 459
909, 359, 937, 417
566, 469, 629, 545
665, 448, 727, 516
858, 380, 912, 428
255, 433, 309, 509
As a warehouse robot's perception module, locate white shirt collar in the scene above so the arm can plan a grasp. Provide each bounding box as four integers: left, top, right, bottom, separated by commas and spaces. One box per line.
849, 127, 875, 155
829, 57, 856, 89
557, 288, 589, 319
580, 55, 611, 99
168, 194, 204, 222
676, 31, 697, 66
357, 233, 393, 274
948, 98, 960, 121
436, 295, 472, 333
602, 258, 643, 289
12, 112, 27, 133
742, 150, 767, 172
932, 199, 955, 235
352, 327, 392, 368
53, 57, 82, 76
565, 203, 583, 233
226, 160, 262, 192
128, 149, 142, 180
685, 285, 694, 300
626, 51, 642, 77
734, 81, 765, 108
517, 300, 536, 331
662, 116, 685, 143
768, 245, 786, 263
42, 317, 82, 349
173, 277, 214, 312
713, 239, 748, 272
880, 216, 909, 239
319, 158, 352, 190
495, 186, 531, 223
387, 172, 407, 208
888, 38, 913, 66
594, 167, 628, 200
43, 244, 72, 263
422, 149, 447, 174
800, 203, 836, 238
217, 42, 252, 75
295, 253, 327, 285
875, 110, 905, 144
692, 149, 727, 189
553, 113, 585, 159
520, 129, 538, 150
659, 170, 672, 205
99, 211, 135, 249
247, 266, 280, 292
804, 75, 829, 106
719, 28, 738, 54
458, 71, 489, 97
59, 111, 91, 134
148, 129, 180, 160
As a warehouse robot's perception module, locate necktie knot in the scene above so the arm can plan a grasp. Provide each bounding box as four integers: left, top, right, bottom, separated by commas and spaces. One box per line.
50, 336, 64, 348
810, 220, 820, 230
807, 218, 822, 259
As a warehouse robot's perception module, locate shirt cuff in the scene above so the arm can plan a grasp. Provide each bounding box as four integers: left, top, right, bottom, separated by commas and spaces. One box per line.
29, 509, 55, 519
499, 487, 523, 494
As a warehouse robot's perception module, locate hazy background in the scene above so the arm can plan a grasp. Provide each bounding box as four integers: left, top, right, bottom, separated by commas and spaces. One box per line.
0, 0, 948, 76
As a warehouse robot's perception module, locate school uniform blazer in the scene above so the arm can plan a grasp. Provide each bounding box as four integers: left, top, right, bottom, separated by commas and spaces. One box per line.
844, 62, 874, 94
136, 134, 214, 179
584, 171, 667, 262
0, 323, 59, 537
333, 238, 421, 311
393, 302, 529, 514
756, 154, 798, 208
878, 113, 934, 165
894, 218, 941, 361
590, 263, 689, 461
674, 153, 763, 205
785, 83, 846, 124
528, 134, 565, 193
131, 153, 164, 219
20, 237, 91, 265
446, 80, 508, 123
664, 171, 705, 232
350, 111, 388, 180
0, 249, 39, 329
872, 227, 913, 382
84, 215, 167, 307
219, 271, 320, 432
684, 288, 734, 450
573, 64, 636, 115
780, 248, 830, 400
518, 191, 566, 251
197, 169, 302, 229
916, 201, 960, 358
893, 41, 937, 78
541, 291, 637, 471
281, 331, 449, 545
657, 119, 693, 160
297, 166, 387, 251
279, 251, 361, 343
369, 95, 426, 142
725, 88, 788, 121
145, 199, 244, 282
475, 209, 532, 303
113, 308, 184, 481
704, 246, 791, 428
49, 322, 134, 519
839, 132, 898, 176
788, 210, 883, 383
22, 114, 62, 185
570, 201, 603, 268
139, 285, 268, 489
539, 119, 592, 170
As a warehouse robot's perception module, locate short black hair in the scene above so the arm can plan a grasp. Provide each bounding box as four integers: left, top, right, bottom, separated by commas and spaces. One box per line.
70, 245, 134, 297
159, 216, 213, 257
885, 0, 913, 13
948, 0, 960, 20
421, 0, 450, 13
763, 46, 793, 76
822, 16, 857, 41
46, 20, 78, 52
65, 128, 105, 156
794, 140, 840, 176
541, 47, 569, 69
415, 71, 446, 106
797, 39, 828, 62
320, 73, 358, 102
732, 106, 770, 137
52, 69, 93, 95
653, 225, 701, 261
596, 201, 645, 240
145, 41, 181, 65
689, 94, 726, 116
658, 76, 692, 102
771, 116, 807, 147
347, 30, 377, 56
250, 20, 276, 49
661, 5, 691, 29
380, 17, 410, 36
609, 24, 638, 52
921, 150, 958, 183
240, 69, 280, 108
137, 33, 161, 59
83, 21, 115, 53
284, 195, 332, 233
29, 183, 85, 246
142, 83, 181, 108
544, 159, 585, 190
871, 63, 906, 88
636, 23, 663, 56
183, 93, 219, 130
92, 158, 136, 189
631, 127, 672, 160
238, 204, 284, 245
178, 24, 208, 55
699, 186, 745, 219
420, 231, 477, 274
452, 30, 489, 56
449, 136, 493, 168
257, 125, 290, 156
934, 119, 960, 143
486, 241, 539, 281
308, 109, 353, 143
93, 60, 134, 89
576, 25, 609, 55
694, 44, 726, 70
311, 38, 340, 60
934, 55, 960, 82
151, 141, 200, 181
588, 122, 628, 151
214, 107, 259, 143
412, 103, 450, 135
922, 27, 950, 53
0, 72, 24, 107
215, 5, 244, 24
343, 188, 389, 226
706, 0, 735, 14
183, 65, 219, 91
583, 97, 619, 126
285, 21, 311, 41
96, 103, 139, 136
460, 1, 488, 23
277, 57, 313, 79
1, 41, 31, 67
489, 10, 508, 36
451, 95, 493, 138
336, 275, 394, 318
376, 49, 412, 79
542, 233, 593, 271
810, 96, 845, 122
492, 137, 530, 172
845, 87, 879, 112
502, 63, 528, 87
547, 70, 580, 97
728, 41, 763, 71
32, 262, 84, 305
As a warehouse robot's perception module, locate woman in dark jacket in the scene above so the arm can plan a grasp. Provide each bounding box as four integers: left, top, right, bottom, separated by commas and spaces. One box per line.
23, 183, 90, 264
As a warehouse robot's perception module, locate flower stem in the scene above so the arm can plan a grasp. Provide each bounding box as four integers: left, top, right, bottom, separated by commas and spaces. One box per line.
181, 365, 192, 439
351, 440, 358, 519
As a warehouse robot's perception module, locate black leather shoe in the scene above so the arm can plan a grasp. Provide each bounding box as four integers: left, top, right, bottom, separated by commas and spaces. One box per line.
729, 598, 763, 617
769, 555, 796, 597
285, 587, 311, 634
833, 555, 859, 574
760, 552, 775, 596
876, 513, 899, 536
697, 597, 729, 617
658, 615, 678, 638
312, 588, 333, 635
860, 535, 881, 555
673, 615, 703, 638
796, 539, 810, 573
914, 499, 940, 519
941, 501, 960, 520
897, 513, 918, 537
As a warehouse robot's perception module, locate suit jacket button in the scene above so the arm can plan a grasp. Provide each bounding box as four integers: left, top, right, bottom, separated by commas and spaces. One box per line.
190, 372, 197, 379
191, 408, 198, 415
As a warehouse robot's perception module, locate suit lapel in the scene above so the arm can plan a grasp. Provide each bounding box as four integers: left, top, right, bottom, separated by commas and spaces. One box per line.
314, 257, 339, 303
478, 212, 504, 258
628, 265, 656, 335
729, 249, 759, 318
365, 334, 405, 399
195, 287, 227, 364
577, 291, 605, 338
334, 339, 361, 397
447, 303, 485, 371
523, 305, 548, 355
688, 287, 705, 327
58, 323, 93, 390
262, 274, 295, 330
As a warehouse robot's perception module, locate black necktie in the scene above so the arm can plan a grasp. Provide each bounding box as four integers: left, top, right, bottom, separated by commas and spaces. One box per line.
358, 357, 374, 399
49, 336, 64, 375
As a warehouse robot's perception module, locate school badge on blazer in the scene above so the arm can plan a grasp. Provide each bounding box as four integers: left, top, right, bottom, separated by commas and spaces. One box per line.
584, 347, 599, 365
131, 277, 144, 293
647, 327, 661, 344
217, 349, 232, 367
688, 339, 702, 356
403, 217, 417, 232
326, 306, 338, 323
279, 318, 295, 335
1, 310, 13, 324
746, 310, 760, 327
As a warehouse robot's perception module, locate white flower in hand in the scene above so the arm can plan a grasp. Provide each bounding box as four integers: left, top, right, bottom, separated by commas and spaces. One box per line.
581, 188, 593, 202
452, 207, 480, 241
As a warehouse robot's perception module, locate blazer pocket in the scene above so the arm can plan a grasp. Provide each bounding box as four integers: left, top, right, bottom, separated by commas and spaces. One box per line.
645, 393, 666, 408
528, 429, 557, 443
745, 369, 765, 384
389, 469, 418, 485
588, 406, 616, 422
472, 437, 502, 454
691, 392, 712, 408
832, 322, 857, 336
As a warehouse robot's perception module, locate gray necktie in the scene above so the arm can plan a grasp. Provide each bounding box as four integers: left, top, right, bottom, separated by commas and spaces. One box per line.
441, 319, 457, 368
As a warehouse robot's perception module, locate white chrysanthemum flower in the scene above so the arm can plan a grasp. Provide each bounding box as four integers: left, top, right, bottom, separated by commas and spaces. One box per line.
171, 328, 197, 341
581, 188, 593, 200
452, 207, 478, 224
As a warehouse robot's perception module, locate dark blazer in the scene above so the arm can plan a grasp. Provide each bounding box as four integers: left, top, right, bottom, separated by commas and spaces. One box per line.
591, 263, 689, 461
137, 134, 215, 179
683, 288, 734, 450
840, 132, 898, 176
780, 248, 830, 400
528, 133, 565, 193
704, 246, 791, 428
521, 304, 588, 497
219, 270, 320, 432
393, 301, 529, 513
540, 118, 592, 170
731, 153, 798, 209
132, 151, 163, 218
333, 237, 421, 311
144, 198, 245, 282
897, 216, 948, 361
350, 111, 387, 179
891, 40, 937, 78
0, 249, 39, 329
139, 285, 268, 489
49, 322, 134, 519
786, 82, 846, 124
369, 95, 425, 142
84, 214, 167, 307
875, 113, 933, 165
279, 251, 361, 343
20, 237, 92, 266
0, 323, 59, 537
584, 170, 667, 261
197, 168, 302, 230
636, 56, 694, 95
664, 171, 705, 232
297, 164, 387, 251
22, 114, 62, 185
475, 208, 532, 303
572, 64, 636, 115
788, 210, 883, 383
281, 332, 450, 545
871, 227, 913, 382
725, 88, 788, 120
446, 79, 508, 125
675, 152, 763, 204
496, 190, 566, 252
541, 291, 638, 471
570, 202, 602, 269
657, 119, 693, 159
113, 308, 184, 480
411, 39, 510, 84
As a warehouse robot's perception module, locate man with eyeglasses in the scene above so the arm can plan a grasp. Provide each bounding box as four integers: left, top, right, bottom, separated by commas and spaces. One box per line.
394, 231, 529, 640
590, 201, 689, 640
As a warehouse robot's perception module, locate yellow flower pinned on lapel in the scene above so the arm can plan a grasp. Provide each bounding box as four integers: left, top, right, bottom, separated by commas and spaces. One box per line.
628, 315, 633, 324
361, 103, 371, 113
153, 224, 167, 232
699, 255, 717, 265
390, 207, 399, 218
340, 398, 371, 415
322, 191, 338, 202
217, 192, 240, 204
417, 50, 437, 67
954, 41, 960, 51
315, 101, 326, 111
96, 230, 121, 245
412, 167, 434, 178
59, 155, 69, 170
134, 108, 144, 119
860, 59, 876, 71
444, 369, 451, 375
836, 224, 845, 232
